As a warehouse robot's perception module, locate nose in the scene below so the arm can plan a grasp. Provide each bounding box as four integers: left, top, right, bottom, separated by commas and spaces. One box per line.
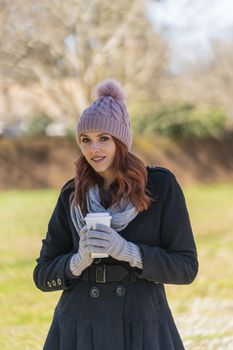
90, 141, 101, 153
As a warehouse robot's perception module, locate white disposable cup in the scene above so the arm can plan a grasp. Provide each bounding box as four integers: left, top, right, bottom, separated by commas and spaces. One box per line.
84, 213, 112, 258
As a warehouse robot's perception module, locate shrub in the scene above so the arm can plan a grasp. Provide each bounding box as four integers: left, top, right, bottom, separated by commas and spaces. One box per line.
131, 103, 226, 139
25, 110, 52, 136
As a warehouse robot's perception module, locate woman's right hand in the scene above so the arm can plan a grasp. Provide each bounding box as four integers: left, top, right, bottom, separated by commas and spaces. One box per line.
69, 225, 94, 277
78, 225, 94, 268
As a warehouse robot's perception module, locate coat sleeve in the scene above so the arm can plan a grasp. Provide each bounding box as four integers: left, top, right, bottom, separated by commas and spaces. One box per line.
33, 191, 76, 292
135, 172, 199, 285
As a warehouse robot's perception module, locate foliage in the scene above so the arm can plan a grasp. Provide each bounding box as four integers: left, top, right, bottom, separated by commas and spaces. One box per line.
24, 110, 52, 136
64, 121, 77, 141
131, 103, 227, 139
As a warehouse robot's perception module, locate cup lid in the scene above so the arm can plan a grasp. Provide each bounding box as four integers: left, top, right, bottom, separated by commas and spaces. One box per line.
85, 213, 111, 218
84, 214, 112, 223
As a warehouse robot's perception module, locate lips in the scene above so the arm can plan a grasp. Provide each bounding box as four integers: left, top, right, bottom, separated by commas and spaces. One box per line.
91, 156, 106, 163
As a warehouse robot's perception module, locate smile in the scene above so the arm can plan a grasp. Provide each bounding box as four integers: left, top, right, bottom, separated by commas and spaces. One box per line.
91, 156, 106, 163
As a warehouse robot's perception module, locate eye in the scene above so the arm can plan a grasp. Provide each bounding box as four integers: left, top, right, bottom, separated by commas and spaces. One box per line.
100, 136, 109, 141
81, 136, 110, 143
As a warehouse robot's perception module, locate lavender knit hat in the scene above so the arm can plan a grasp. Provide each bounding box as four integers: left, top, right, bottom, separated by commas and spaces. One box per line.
77, 79, 132, 150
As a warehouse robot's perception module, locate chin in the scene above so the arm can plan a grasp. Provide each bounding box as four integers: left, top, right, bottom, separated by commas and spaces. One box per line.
95, 167, 108, 174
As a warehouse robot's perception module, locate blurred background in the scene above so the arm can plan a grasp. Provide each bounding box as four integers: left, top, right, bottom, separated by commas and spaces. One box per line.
0, 1, 233, 349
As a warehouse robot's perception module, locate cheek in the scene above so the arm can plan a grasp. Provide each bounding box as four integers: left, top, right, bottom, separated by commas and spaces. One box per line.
80, 145, 89, 155
80, 149, 90, 163
107, 147, 116, 160
107, 142, 116, 155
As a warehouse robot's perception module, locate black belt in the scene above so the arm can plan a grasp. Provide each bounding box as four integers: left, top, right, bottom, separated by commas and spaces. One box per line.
81, 264, 137, 283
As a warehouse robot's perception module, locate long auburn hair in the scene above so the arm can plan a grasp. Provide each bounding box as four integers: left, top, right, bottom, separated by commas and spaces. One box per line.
71, 137, 154, 215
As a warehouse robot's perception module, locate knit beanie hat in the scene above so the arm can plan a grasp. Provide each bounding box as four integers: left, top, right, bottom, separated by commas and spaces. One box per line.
77, 79, 132, 150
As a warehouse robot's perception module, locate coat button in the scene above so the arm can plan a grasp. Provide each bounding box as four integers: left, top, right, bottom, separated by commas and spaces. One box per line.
57, 278, 62, 285
89, 287, 100, 298
47, 281, 52, 288
52, 280, 57, 287
93, 258, 102, 264
116, 285, 125, 296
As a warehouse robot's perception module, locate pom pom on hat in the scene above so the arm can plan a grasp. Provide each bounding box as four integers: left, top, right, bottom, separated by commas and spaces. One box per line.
95, 79, 126, 102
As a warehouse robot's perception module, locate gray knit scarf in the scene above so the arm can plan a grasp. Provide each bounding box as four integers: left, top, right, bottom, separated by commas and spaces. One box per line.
70, 184, 139, 236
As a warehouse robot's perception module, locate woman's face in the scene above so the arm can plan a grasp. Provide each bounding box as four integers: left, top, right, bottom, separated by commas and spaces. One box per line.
79, 131, 117, 178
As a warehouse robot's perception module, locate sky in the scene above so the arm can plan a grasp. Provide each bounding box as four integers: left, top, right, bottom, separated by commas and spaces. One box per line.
147, 0, 233, 71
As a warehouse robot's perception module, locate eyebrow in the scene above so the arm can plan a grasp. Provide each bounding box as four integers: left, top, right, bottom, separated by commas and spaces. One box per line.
80, 133, 109, 137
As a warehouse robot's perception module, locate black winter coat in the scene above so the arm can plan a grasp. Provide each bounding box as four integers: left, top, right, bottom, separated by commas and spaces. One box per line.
33, 166, 198, 350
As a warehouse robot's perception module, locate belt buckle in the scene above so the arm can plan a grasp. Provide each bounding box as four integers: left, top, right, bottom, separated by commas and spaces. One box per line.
96, 265, 106, 283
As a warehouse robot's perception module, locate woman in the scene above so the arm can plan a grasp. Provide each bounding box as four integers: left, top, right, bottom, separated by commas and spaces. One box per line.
33, 79, 198, 350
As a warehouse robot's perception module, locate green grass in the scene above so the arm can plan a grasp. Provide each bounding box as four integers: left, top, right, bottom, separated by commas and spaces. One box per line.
0, 189, 60, 350
0, 183, 233, 349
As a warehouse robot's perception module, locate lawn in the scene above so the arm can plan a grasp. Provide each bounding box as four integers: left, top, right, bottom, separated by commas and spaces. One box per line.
0, 182, 233, 349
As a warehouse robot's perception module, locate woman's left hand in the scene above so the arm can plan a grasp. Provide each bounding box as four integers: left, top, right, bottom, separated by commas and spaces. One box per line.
86, 223, 128, 261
